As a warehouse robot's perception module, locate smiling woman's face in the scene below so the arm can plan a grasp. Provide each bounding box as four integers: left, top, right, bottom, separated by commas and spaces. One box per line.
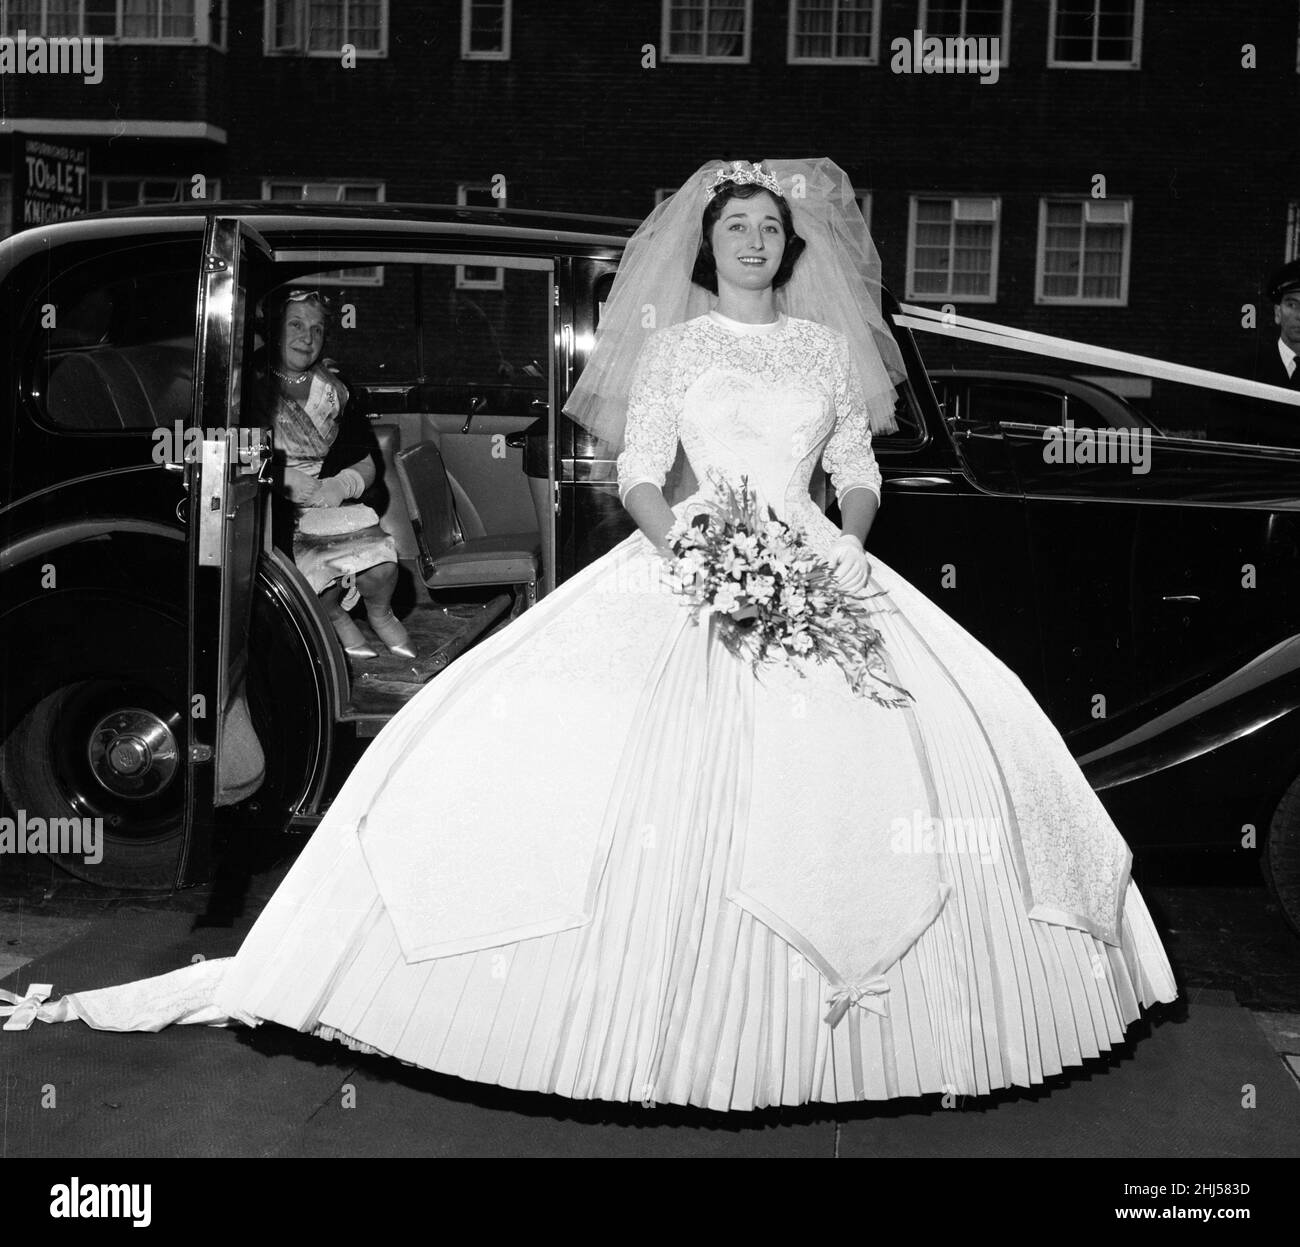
276, 300, 326, 373
709, 191, 786, 293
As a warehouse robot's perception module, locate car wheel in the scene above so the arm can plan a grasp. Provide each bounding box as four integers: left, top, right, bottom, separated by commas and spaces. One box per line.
0, 599, 188, 889
0, 575, 328, 891
1, 676, 187, 889
1265, 774, 1300, 937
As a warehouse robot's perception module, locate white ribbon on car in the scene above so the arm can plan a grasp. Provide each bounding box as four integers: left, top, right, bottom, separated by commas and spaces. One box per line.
1, 984, 53, 1031
894, 303, 1300, 406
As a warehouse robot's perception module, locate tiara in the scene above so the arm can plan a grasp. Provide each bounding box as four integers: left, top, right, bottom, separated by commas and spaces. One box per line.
704, 160, 784, 200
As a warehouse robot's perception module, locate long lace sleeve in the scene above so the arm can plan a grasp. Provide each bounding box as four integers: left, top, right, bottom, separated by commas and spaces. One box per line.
616, 330, 681, 504
821, 332, 883, 507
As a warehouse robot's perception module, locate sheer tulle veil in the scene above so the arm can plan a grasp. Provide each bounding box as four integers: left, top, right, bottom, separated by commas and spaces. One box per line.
563, 157, 906, 472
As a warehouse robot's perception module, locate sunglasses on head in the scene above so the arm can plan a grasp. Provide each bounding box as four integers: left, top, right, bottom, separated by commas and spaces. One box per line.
282, 288, 333, 310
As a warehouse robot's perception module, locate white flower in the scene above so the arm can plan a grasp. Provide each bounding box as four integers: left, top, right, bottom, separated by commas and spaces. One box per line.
733, 531, 760, 559
668, 567, 699, 593
746, 573, 776, 603
713, 583, 742, 614
789, 632, 814, 655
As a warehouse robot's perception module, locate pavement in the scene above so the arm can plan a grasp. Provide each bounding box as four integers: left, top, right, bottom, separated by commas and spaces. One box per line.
1, 845, 1299, 1158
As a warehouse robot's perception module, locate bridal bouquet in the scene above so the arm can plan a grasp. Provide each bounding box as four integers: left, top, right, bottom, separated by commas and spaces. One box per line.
663, 475, 913, 707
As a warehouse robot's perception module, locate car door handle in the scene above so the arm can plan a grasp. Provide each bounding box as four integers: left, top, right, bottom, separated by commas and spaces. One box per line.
1160, 594, 1201, 604
888, 476, 953, 488
462, 395, 488, 434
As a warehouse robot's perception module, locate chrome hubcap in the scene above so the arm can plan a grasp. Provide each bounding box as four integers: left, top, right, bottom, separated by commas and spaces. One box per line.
87, 708, 179, 799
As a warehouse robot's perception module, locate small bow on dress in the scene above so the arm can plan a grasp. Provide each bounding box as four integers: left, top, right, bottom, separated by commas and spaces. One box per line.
824, 978, 891, 1027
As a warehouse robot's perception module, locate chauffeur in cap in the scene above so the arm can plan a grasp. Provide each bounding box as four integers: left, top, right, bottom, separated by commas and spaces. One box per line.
1265, 258, 1300, 386
1229, 258, 1300, 388
1214, 258, 1300, 448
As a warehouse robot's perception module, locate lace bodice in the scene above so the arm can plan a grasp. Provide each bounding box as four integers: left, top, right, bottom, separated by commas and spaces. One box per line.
616, 312, 882, 557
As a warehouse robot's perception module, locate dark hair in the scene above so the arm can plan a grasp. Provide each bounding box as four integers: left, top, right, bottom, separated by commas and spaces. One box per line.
691, 181, 806, 293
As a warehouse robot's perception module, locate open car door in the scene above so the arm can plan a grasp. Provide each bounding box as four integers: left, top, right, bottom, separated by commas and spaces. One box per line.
176, 218, 274, 887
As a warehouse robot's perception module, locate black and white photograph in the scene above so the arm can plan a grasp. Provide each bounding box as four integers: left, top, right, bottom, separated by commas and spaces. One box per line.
0, 0, 1296, 1204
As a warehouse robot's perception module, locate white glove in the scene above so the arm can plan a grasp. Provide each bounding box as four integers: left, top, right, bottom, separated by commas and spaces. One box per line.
282, 466, 320, 506
307, 467, 366, 509
314, 476, 348, 508
827, 534, 871, 593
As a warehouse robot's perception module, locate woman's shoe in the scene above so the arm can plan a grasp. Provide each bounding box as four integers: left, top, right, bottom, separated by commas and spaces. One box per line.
367, 608, 416, 659
329, 610, 377, 659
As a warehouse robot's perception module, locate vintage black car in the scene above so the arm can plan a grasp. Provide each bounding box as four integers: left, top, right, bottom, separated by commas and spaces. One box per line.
1, 203, 1298, 933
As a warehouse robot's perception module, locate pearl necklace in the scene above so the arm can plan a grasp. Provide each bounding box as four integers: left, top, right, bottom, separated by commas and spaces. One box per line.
273, 367, 310, 384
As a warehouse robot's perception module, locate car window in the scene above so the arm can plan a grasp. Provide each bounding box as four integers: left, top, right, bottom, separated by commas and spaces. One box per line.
31, 240, 201, 432
257, 259, 550, 418
593, 271, 615, 331
968, 383, 1065, 427
276, 264, 420, 392
874, 322, 931, 449
876, 382, 927, 445
417, 262, 549, 417
1144, 376, 1300, 448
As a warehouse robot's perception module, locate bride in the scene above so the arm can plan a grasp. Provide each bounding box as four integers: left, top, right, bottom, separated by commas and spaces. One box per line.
3, 158, 1176, 1110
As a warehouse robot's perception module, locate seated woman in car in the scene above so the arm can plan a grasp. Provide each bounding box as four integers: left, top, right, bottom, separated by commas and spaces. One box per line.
259, 287, 414, 659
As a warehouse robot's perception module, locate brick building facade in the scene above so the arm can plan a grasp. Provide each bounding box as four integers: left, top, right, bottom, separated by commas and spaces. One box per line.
2, 0, 1296, 369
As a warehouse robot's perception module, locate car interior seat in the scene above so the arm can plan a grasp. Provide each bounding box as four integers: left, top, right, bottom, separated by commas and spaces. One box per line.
394, 440, 540, 610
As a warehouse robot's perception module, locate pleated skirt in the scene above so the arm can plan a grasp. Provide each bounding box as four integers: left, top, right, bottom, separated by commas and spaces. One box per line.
220, 565, 1177, 1111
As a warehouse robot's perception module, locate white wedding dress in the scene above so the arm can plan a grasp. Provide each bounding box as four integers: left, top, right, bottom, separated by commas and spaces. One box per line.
5, 311, 1177, 1109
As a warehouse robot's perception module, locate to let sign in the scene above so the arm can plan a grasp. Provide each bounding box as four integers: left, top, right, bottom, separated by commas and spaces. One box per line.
12, 135, 90, 232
